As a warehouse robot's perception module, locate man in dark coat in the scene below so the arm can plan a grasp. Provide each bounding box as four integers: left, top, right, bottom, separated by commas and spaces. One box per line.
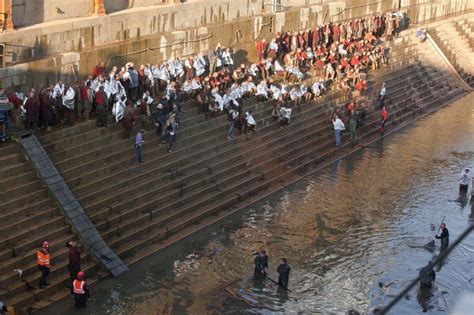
419, 261, 436, 289
435, 223, 449, 250
95, 86, 108, 127
66, 241, 81, 284
24, 89, 40, 132
39, 88, 53, 130
253, 250, 268, 280
277, 258, 291, 290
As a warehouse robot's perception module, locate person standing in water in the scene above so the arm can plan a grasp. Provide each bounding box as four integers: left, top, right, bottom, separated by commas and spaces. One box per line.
419, 261, 436, 289
435, 223, 449, 250
253, 250, 268, 280
277, 258, 291, 290
459, 167, 471, 191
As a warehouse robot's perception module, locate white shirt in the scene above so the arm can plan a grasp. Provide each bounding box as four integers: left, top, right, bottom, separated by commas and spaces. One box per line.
333, 118, 345, 131
459, 170, 471, 185
246, 112, 256, 125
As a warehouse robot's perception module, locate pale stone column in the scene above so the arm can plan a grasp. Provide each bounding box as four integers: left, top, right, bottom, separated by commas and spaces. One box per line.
0, 0, 14, 31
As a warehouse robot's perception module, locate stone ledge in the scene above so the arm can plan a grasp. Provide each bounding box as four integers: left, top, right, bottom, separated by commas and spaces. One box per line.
20, 134, 129, 278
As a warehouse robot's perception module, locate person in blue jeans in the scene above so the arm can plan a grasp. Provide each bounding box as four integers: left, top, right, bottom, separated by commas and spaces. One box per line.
135, 129, 144, 164
332, 114, 345, 147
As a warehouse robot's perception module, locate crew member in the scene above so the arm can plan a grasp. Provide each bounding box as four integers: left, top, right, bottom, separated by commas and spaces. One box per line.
253, 250, 268, 280
435, 223, 449, 250
37, 241, 51, 289
71, 271, 91, 308
419, 261, 436, 289
277, 258, 291, 290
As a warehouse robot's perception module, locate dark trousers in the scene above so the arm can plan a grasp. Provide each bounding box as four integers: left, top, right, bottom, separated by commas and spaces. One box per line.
64, 108, 75, 126
380, 120, 386, 135
69, 265, 80, 284
135, 144, 143, 163
96, 107, 107, 127
460, 184, 468, 191
74, 294, 88, 308
278, 276, 289, 290
128, 87, 138, 101
27, 121, 38, 133
38, 265, 50, 288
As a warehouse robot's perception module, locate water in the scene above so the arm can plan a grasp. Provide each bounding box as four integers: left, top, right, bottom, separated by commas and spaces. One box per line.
41, 93, 474, 315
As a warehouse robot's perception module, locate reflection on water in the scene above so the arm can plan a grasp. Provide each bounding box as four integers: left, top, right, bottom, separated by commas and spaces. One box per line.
40, 93, 474, 315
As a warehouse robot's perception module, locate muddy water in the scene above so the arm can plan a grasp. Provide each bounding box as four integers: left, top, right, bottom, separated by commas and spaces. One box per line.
40, 93, 474, 315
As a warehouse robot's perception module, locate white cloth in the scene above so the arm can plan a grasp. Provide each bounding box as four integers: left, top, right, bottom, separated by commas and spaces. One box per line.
112, 99, 126, 122
62, 87, 75, 109
274, 60, 285, 72
182, 81, 193, 94
312, 82, 321, 97
256, 83, 268, 97
52, 83, 64, 99
459, 169, 471, 186
280, 107, 292, 120
270, 85, 282, 100
333, 117, 345, 131
246, 112, 256, 126
242, 81, 256, 93
195, 56, 207, 76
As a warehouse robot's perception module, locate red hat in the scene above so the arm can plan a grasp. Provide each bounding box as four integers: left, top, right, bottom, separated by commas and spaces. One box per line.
77, 271, 85, 280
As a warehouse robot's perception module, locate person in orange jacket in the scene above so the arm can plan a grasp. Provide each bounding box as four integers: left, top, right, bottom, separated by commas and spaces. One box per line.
71, 271, 91, 308
37, 241, 51, 289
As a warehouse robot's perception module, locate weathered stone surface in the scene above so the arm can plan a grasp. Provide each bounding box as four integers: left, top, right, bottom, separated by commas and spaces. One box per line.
20, 135, 129, 277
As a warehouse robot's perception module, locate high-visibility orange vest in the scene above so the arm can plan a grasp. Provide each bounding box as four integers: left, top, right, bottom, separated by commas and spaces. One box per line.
37, 249, 50, 267
73, 280, 85, 295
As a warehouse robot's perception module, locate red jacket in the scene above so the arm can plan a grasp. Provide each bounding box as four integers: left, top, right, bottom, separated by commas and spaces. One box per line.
95, 90, 106, 106
381, 108, 388, 122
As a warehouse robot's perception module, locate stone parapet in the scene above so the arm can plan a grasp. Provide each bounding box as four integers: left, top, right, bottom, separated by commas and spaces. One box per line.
20, 135, 129, 278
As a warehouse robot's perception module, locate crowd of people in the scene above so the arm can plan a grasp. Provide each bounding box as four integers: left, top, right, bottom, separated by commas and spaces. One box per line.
0, 9, 433, 312
0, 11, 410, 155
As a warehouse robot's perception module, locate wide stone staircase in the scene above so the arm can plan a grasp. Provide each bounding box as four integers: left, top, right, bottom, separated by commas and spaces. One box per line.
0, 143, 100, 310
430, 15, 474, 86
1, 28, 469, 312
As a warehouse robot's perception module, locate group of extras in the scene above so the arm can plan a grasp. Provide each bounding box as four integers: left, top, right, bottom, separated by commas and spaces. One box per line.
0, 11, 409, 150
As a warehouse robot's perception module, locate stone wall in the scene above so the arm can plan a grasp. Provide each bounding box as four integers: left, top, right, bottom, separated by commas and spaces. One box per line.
12, 0, 92, 27
0, 0, 472, 91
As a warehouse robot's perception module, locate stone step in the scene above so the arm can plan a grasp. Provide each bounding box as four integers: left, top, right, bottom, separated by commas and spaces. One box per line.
114, 75, 452, 264
65, 57, 418, 202
0, 170, 37, 191
74, 60, 422, 215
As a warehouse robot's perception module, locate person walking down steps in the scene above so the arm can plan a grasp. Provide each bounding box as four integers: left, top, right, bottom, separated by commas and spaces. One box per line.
135, 129, 145, 164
